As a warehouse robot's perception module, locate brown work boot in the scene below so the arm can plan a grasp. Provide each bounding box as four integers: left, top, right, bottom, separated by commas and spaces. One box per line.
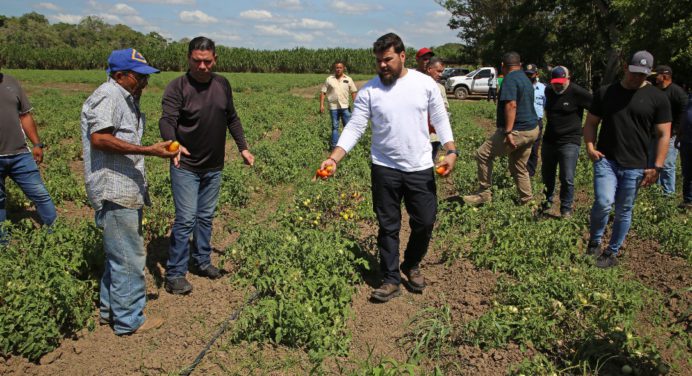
370, 283, 401, 303
132, 317, 164, 334
401, 266, 426, 292
462, 192, 491, 206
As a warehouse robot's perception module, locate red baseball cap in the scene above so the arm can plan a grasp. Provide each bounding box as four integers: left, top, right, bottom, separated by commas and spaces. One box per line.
416, 47, 434, 59
550, 66, 569, 84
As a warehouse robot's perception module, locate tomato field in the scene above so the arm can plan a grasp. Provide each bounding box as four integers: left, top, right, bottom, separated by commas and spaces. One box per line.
0, 70, 690, 375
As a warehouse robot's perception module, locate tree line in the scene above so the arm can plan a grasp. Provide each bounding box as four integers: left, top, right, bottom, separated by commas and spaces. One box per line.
0, 12, 468, 74
437, 0, 692, 90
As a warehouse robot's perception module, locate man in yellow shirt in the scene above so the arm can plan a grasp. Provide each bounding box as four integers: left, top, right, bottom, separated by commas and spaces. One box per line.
319, 61, 358, 148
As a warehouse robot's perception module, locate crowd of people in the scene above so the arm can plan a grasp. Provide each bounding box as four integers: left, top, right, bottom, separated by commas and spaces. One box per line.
1, 33, 689, 334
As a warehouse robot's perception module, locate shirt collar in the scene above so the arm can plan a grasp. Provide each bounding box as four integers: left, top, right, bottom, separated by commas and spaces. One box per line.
108, 77, 134, 101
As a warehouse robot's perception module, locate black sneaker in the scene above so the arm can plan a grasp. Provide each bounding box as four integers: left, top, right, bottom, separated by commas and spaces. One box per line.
370, 283, 401, 302
165, 277, 193, 295
194, 264, 222, 279
596, 252, 619, 269
586, 241, 601, 257
561, 210, 573, 219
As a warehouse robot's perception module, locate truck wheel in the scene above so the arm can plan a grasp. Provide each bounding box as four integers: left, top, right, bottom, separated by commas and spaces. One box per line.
454, 86, 469, 100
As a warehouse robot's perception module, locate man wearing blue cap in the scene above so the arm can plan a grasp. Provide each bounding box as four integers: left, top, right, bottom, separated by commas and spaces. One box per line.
81, 48, 178, 334
583, 50, 672, 268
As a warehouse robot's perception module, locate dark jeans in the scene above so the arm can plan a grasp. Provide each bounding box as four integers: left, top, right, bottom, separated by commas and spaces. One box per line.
167, 166, 222, 279
541, 141, 580, 213
371, 164, 437, 285
487, 88, 497, 102
527, 118, 543, 177
330, 108, 351, 147
681, 142, 692, 203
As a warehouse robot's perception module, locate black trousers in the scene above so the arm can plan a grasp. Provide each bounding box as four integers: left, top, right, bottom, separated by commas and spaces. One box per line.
527, 118, 543, 177
371, 164, 437, 284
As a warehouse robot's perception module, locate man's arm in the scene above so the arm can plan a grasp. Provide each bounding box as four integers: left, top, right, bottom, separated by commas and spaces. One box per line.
582, 112, 604, 161
320, 87, 371, 173
226, 87, 254, 166
91, 128, 177, 158
319, 92, 326, 113
503, 100, 518, 148
641, 122, 671, 186
19, 112, 44, 164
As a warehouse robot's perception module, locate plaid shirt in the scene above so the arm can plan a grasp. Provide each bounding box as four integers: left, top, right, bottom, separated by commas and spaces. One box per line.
81, 78, 150, 211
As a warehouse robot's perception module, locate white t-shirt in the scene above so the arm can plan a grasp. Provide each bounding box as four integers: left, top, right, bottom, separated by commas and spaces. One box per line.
336, 69, 454, 172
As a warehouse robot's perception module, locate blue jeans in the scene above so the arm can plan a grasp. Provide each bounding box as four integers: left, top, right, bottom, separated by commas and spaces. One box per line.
0, 152, 57, 225
95, 201, 146, 335
589, 158, 644, 255
330, 108, 351, 147
657, 136, 678, 194
681, 142, 692, 203
167, 166, 222, 279
541, 142, 580, 213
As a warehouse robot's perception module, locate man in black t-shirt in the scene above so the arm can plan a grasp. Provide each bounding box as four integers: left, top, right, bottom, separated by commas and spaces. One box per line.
463, 51, 538, 206
159, 37, 255, 294
654, 65, 688, 194
541, 66, 592, 217
583, 51, 672, 268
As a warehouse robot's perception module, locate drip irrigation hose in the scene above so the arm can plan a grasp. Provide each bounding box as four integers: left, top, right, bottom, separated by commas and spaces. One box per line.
179, 290, 260, 376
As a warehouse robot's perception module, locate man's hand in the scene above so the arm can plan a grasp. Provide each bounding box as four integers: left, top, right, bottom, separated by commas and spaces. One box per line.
319, 157, 338, 177
319, 105, 325, 114
172, 144, 191, 168
640, 168, 659, 187
147, 141, 179, 159
436, 154, 457, 176
504, 133, 517, 149
586, 146, 605, 162
32, 145, 44, 164
241, 150, 255, 166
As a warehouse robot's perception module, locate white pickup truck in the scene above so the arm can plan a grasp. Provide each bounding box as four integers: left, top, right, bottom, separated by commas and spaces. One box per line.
445, 67, 497, 100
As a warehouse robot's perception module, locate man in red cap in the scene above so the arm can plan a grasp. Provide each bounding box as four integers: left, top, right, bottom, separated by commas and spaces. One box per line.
541, 66, 592, 218
415, 47, 434, 72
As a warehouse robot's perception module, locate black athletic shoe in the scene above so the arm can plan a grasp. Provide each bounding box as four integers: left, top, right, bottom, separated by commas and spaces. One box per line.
194, 264, 222, 280
586, 241, 601, 257
596, 252, 619, 269
165, 277, 193, 295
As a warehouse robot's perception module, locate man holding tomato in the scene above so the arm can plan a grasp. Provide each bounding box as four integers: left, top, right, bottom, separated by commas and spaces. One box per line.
159, 36, 255, 295
81, 48, 177, 334
319, 33, 458, 303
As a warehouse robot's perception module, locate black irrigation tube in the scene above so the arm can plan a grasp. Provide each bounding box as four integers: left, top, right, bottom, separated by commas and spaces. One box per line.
179, 290, 261, 376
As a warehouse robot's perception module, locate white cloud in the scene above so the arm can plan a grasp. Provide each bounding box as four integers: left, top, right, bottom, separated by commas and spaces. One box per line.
111, 3, 138, 15
35, 2, 60, 11
293, 33, 314, 43
275, 0, 301, 9
239, 10, 273, 20
207, 31, 242, 43
48, 13, 83, 24
255, 24, 291, 36
131, 0, 195, 4
288, 18, 333, 30
330, 1, 382, 15
96, 13, 124, 24
179, 10, 218, 23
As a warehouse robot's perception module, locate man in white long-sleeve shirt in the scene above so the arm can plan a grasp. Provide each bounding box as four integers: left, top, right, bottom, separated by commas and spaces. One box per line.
319, 33, 458, 303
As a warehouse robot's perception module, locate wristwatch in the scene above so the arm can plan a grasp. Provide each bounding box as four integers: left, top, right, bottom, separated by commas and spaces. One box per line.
503, 130, 513, 135
33, 142, 45, 149
654, 166, 664, 173
446, 149, 460, 157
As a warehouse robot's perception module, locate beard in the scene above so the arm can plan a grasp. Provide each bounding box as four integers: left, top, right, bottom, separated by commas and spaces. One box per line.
378, 67, 402, 86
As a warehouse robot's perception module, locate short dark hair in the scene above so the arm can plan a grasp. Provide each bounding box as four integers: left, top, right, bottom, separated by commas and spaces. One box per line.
332, 60, 346, 69
502, 52, 521, 67
373, 33, 405, 54
188, 36, 216, 56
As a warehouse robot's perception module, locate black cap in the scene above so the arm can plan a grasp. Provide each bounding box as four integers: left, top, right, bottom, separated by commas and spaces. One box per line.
656, 65, 672, 75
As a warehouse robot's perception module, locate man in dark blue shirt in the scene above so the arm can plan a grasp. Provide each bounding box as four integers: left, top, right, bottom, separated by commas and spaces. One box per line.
464, 51, 539, 205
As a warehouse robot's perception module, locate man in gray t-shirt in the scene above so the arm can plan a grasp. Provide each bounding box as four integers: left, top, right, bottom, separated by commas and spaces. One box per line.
0, 71, 56, 241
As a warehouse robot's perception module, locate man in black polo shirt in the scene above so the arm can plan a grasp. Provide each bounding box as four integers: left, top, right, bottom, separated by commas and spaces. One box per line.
159, 36, 255, 294
583, 51, 672, 268
654, 65, 688, 194
464, 51, 539, 205
541, 66, 592, 218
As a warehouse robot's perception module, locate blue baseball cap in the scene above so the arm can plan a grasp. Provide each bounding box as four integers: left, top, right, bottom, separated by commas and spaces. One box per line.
106, 48, 160, 75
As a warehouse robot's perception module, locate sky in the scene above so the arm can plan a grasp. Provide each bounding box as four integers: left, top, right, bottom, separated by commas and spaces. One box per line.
2, 0, 461, 50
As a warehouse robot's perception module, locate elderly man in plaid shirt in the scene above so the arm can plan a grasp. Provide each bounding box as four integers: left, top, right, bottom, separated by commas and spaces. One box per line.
81, 49, 178, 335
